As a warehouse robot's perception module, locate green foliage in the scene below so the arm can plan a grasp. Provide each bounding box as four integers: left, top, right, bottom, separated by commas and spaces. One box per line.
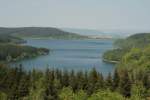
59, 87, 88, 100
103, 33, 150, 99
59, 87, 74, 100
105, 73, 113, 90
0, 64, 148, 99
88, 90, 125, 100
119, 46, 150, 73
130, 82, 146, 100
119, 69, 131, 97
0, 91, 7, 100
103, 49, 125, 62
26, 77, 45, 100
113, 69, 120, 90
103, 33, 150, 63
74, 90, 88, 100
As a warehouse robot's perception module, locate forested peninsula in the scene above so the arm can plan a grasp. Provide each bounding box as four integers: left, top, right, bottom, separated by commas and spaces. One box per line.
0, 35, 49, 62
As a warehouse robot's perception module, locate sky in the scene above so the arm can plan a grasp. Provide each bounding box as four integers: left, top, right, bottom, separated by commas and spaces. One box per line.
0, 0, 150, 31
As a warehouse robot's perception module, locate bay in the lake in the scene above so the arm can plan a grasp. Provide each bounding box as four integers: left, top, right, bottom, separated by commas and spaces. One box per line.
10, 39, 115, 76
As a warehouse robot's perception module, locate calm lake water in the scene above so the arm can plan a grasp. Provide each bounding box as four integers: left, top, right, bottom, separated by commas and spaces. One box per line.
11, 39, 115, 75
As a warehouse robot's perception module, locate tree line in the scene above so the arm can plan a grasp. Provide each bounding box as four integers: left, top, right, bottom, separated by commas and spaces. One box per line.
0, 64, 149, 100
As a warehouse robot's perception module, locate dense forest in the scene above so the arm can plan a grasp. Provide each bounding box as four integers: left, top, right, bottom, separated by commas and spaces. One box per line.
0, 27, 88, 39
0, 64, 149, 100
102, 33, 150, 99
0, 33, 149, 99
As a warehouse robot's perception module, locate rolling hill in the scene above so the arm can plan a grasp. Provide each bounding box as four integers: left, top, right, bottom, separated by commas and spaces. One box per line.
0, 27, 88, 39
61, 28, 134, 38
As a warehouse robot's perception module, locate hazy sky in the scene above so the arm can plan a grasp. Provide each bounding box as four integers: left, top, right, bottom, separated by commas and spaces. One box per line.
0, 0, 150, 31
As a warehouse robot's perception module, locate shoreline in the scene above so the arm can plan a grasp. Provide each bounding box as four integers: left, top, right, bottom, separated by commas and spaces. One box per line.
22, 37, 114, 41
103, 59, 118, 64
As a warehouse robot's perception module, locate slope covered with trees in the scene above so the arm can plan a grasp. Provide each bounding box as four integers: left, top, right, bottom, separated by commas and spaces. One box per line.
102, 33, 150, 99
103, 33, 150, 63
0, 27, 88, 39
0, 35, 26, 44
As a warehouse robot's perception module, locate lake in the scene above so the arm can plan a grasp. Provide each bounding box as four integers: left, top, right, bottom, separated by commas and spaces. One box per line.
11, 39, 115, 76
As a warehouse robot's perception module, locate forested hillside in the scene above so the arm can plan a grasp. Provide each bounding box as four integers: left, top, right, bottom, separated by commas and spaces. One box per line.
0, 27, 88, 39
0, 35, 26, 44
103, 33, 150, 62
102, 33, 150, 99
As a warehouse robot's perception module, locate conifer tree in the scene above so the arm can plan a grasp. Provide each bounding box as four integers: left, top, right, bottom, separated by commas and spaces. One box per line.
113, 69, 120, 91
87, 68, 99, 95
106, 72, 113, 91
119, 70, 131, 97
62, 70, 69, 87
69, 70, 77, 91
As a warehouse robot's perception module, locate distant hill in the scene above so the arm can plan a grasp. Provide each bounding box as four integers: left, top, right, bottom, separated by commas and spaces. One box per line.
115, 33, 150, 49
61, 28, 133, 38
0, 27, 87, 39
61, 28, 105, 36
